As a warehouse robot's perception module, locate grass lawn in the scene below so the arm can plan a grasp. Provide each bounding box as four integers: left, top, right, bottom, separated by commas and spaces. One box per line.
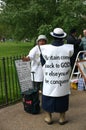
0, 41, 34, 58
0, 41, 34, 106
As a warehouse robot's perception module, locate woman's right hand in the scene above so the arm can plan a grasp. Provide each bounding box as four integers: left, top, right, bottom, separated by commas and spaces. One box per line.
22, 57, 30, 61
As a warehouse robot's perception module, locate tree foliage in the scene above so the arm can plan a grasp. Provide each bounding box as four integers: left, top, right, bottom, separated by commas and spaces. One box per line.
0, 0, 86, 40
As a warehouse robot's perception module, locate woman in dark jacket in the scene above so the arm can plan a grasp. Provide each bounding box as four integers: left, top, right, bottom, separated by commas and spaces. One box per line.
66, 28, 81, 70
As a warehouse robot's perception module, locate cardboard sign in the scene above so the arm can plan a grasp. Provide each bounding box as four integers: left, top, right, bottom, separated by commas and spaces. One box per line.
15, 60, 33, 93
77, 60, 86, 81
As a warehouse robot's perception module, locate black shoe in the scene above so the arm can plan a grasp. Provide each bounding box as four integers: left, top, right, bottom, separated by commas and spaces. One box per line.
59, 120, 68, 125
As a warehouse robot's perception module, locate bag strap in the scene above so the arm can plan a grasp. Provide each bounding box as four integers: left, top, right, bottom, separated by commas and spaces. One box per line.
38, 44, 42, 54
38, 45, 46, 66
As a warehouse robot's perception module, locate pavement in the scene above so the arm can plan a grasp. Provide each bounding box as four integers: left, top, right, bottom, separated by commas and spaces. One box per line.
0, 89, 86, 130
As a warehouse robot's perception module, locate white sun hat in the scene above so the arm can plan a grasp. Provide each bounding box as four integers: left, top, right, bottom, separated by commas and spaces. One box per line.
36, 35, 47, 43
50, 28, 67, 38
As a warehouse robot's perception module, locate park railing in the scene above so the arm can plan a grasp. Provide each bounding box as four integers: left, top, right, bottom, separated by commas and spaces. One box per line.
0, 56, 24, 108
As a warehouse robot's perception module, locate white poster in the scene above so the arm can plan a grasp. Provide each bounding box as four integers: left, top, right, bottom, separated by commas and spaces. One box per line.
40, 44, 73, 96
15, 60, 33, 93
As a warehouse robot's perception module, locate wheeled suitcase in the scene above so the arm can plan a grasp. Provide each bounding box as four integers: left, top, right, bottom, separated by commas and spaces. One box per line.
22, 89, 40, 114
22, 72, 40, 114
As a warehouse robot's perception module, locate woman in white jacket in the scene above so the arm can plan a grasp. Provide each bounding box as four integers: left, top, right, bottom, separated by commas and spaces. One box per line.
22, 35, 47, 93
40, 28, 74, 125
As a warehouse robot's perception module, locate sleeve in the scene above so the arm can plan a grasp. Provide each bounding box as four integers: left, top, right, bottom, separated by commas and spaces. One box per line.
26, 46, 36, 60
76, 39, 81, 45
79, 41, 83, 51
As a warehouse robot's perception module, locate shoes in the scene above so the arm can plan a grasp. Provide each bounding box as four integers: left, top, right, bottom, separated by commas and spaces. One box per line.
44, 117, 53, 125
59, 112, 68, 125
59, 120, 68, 125
44, 112, 53, 125
44, 112, 68, 125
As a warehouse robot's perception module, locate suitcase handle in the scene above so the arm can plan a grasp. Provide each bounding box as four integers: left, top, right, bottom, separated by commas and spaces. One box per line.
31, 71, 35, 89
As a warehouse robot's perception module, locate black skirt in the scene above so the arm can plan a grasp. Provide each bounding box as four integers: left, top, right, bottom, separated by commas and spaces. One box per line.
42, 94, 69, 113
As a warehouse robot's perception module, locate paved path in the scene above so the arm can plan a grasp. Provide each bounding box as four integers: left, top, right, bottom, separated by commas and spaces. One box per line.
0, 90, 86, 130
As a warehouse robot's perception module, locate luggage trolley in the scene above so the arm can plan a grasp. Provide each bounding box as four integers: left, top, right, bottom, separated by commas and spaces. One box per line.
15, 60, 40, 114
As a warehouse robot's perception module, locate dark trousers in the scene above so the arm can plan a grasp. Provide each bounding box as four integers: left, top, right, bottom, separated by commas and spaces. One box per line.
32, 81, 43, 91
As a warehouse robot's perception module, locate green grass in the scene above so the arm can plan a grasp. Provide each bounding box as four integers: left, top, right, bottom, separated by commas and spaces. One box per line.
0, 41, 34, 58
0, 41, 34, 106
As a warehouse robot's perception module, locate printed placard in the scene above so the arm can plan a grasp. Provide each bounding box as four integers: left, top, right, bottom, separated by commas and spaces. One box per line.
15, 60, 33, 93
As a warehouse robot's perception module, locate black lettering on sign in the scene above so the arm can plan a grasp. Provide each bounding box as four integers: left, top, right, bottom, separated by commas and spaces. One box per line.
45, 63, 54, 68
15, 60, 33, 93
61, 62, 70, 68
45, 79, 49, 83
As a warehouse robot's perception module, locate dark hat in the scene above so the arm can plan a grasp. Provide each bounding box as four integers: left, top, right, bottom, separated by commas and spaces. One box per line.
70, 28, 77, 34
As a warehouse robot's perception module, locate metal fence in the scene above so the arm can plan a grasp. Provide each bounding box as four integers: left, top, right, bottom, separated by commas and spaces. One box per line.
0, 56, 23, 108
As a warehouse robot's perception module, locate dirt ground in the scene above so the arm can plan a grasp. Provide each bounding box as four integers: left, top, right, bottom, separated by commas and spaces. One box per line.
0, 89, 86, 130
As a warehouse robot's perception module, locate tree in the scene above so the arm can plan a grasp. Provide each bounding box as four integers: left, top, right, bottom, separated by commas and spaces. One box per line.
0, 0, 86, 40
55, 0, 86, 33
